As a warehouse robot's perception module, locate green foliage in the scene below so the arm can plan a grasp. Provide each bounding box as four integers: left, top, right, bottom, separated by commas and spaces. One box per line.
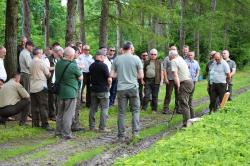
63, 146, 105, 166
114, 91, 250, 165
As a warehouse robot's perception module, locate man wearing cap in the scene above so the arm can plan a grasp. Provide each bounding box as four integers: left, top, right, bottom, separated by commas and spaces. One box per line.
19, 40, 34, 125
142, 48, 164, 112
222, 50, 236, 100
0, 46, 7, 87
209, 53, 231, 113
89, 50, 112, 132
169, 50, 193, 127
110, 41, 143, 140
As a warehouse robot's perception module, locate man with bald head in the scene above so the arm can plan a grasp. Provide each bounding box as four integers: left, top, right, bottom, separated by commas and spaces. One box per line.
55, 47, 83, 139
142, 48, 164, 112
209, 52, 230, 113
0, 46, 7, 87
222, 50, 236, 100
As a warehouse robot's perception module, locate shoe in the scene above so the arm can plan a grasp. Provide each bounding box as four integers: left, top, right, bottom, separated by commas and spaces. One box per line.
152, 110, 157, 113
0, 116, 6, 125
50, 117, 56, 121
175, 109, 182, 114
19, 122, 29, 126
72, 127, 85, 132
99, 128, 111, 133
63, 135, 74, 140
162, 108, 171, 114
89, 127, 98, 132
42, 125, 54, 131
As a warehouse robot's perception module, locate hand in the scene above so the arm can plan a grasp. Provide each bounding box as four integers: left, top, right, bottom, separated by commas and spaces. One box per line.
165, 79, 169, 85
141, 80, 145, 85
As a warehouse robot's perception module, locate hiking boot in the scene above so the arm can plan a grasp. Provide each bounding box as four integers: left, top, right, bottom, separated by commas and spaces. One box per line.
89, 127, 98, 132
162, 108, 171, 114
42, 125, 54, 131
72, 127, 85, 132
99, 128, 111, 133
63, 135, 74, 140
0, 116, 6, 125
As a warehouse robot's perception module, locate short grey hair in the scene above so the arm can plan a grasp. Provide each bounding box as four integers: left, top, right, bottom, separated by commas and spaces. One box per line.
168, 50, 179, 58
150, 48, 158, 55
53, 46, 64, 53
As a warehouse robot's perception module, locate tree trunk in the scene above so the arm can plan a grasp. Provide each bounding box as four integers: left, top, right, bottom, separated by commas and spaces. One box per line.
5, 0, 19, 79
65, 0, 77, 46
194, 30, 200, 57
179, 0, 185, 53
44, 0, 49, 48
116, 0, 122, 50
208, 0, 216, 50
99, 0, 109, 48
78, 0, 86, 44
139, 9, 144, 47
22, 0, 30, 39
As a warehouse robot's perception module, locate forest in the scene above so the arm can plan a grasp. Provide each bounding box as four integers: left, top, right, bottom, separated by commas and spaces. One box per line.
1, 0, 250, 77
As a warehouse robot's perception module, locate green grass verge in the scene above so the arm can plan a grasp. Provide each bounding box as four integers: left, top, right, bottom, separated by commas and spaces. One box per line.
114, 91, 250, 165
0, 138, 57, 161
63, 146, 105, 166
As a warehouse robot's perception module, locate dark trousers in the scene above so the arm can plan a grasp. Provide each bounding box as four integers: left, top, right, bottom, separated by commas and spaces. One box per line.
47, 80, 56, 118
72, 91, 83, 130
178, 80, 194, 126
163, 80, 179, 111
142, 78, 160, 111
228, 83, 233, 101
109, 78, 118, 106
81, 72, 91, 107
31, 90, 49, 127
19, 73, 31, 123
209, 83, 227, 112
0, 99, 30, 122
138, 82, 143, 106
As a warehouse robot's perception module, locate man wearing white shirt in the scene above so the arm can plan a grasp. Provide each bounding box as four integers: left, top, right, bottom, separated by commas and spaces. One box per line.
0, 47, 7, 87
80, 44, 94, 107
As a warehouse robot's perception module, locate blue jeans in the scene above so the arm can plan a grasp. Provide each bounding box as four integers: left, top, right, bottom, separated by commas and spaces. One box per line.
109, 79, 118, 106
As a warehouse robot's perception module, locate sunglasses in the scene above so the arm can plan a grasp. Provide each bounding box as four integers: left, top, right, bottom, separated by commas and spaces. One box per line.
110, 50, 115, 52
84, 49, 90, 51
151, 54, 157, 55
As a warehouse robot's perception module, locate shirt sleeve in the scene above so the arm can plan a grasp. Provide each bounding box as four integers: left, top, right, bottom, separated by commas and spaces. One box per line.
103, 64, 110, 79
111, 58, 117, 72
17, 83, 30, 98
171, 60, 178, 72
232, 61, 236, 71
224, 62, 230, 74
72, 62, 82, 78
136, 56, 143, 70
42, 61, 50, 77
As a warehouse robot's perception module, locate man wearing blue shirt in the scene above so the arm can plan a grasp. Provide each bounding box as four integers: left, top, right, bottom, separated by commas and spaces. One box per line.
185, 51, 200, 118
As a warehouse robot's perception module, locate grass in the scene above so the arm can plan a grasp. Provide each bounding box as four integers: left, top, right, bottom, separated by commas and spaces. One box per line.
114, 90, 250, 165
0, 138, 57, 161
63, 146, 105, 166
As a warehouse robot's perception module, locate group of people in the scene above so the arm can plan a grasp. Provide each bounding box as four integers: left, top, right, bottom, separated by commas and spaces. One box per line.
0, 36, 236, 140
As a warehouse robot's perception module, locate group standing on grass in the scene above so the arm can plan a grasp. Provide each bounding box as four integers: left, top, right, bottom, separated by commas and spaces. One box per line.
0, 37, 236, 140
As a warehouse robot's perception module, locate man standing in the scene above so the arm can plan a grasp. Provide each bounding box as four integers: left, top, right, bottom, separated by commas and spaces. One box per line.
107, 47, 118, 106
182, 45, 189, 59
80, 44, 94, 107
0, 47, 7, 86
111, 42, 143, 140
55, 47, 83, 139
142, 49, 164, 112
138, 51, 148, 106
185, 51, 200, 118
30, 48, 52, 130
169, 50, 193, 127
222, 50, 236, 100
19, 40, 34, 125
89, 50, 112, 132
0, 73, 30, 125
209, 53, 230, 113
162, 49, 179, 114
17, 36, 27, 72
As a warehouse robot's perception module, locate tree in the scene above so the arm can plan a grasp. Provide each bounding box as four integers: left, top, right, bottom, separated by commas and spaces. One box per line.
65, 0, 77, 46
99, 0, 109, 48
44, 0, 49, 48
179, 0, 185, 53
22, 0, 30, 39
5, 0, 19, 78
78, 0, 86, 44
116, 0, 122, 49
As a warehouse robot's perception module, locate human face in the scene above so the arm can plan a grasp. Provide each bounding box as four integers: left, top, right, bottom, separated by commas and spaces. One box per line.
141, 53, 148, 61
27, 45, 33, 53
222, 51, 229, 60
150, 53, 157, 60
188, 52, 194, 60
108, 48, 115, 56
83, 47, 90, 55
0, 48, 6, 59
214, 53, 221, 64
183, 47, 189, 55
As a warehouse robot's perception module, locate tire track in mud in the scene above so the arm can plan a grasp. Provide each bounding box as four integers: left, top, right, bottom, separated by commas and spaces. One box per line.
1, 85, 250, 166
